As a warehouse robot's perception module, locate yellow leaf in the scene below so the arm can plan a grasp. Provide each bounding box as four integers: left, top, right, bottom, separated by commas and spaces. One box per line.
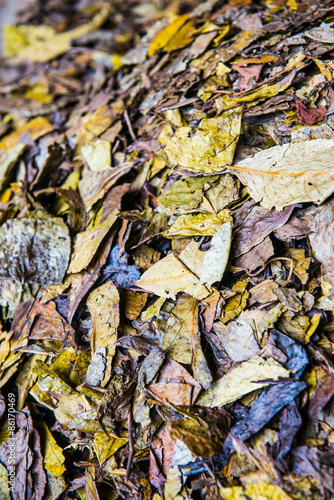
200, 220, 232, 286
42, 422, 66, 476
305, 313, 322, 344
165, 109, 242, 173
11, 4, 110, 63
220, 278, 249, 323
93, 432, 128, 465
23, 81, 53, 103
286, 248, 310, 284
0, 143, 26, 191
197, 357, 289, 407
0, 116, 53, 150
148, 14, 190, 57
87, 281, 119, 386
219, 482, 293, 500
81, 139, 112, 172
165, 210, 231, 238
164, 19, 196, 53
169, 418, 221, 457
141, 297, 166, 321
219, 70, 296, 109
68, 210, 118, 274
135, 253, 210, 300
286, 0, 298, 10
3, 24, 55, 58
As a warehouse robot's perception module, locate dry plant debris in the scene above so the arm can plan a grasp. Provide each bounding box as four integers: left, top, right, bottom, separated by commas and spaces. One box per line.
0, 0, 334, 498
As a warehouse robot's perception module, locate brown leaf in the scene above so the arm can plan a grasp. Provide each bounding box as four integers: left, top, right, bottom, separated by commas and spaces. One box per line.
295, 101, 327, 126
309, 374, 334, 419
0, 408, 46, 500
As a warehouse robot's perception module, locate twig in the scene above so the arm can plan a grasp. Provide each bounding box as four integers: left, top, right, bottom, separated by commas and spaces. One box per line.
126, 408, 134, 482
124, 109, 136, 142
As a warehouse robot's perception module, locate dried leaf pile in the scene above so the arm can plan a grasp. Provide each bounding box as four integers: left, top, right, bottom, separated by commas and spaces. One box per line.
1, 0, 334, 498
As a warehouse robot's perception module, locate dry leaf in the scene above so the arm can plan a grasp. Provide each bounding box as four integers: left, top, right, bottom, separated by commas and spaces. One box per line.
87, 281, 119, 386
68, 210, 118, 274
234, 139, 334, 210
165, 109, 242, 173
135, 253, 210, 300
197, 357, 289, 407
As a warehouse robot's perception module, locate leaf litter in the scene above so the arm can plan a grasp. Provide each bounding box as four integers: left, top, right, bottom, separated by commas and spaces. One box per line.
0, 0, 334, 499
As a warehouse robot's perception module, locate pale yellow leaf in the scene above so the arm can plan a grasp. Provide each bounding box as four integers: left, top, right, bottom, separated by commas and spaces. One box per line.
200, 220, 232, 286
197, 357, 289, 407
234, 139, 334, 210
81, 139, 112, 172
135, 253, 210, 300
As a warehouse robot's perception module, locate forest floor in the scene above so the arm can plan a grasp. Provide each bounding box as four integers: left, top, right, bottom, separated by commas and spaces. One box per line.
0, 1, 334, 499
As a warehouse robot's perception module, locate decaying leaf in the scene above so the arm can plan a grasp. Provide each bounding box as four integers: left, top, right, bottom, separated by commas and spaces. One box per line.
165, 210, 231, 238
156, 295, 212, 389
0, 215, 70, 287
2, 0, 334, 496
165, 110, 242, 173
87, 281, 119, 386
200, 220, 232, 286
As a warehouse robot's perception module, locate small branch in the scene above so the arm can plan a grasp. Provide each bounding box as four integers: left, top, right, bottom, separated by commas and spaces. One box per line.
126, 408, 134, 482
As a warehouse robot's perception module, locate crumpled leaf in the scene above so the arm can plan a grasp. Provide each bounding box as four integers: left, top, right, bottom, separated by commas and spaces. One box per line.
168, 418, 222, 458
0, 214, 70, 287
295, 101, 327, 126
0, 143, 25, 191
303, 198, 334, 295
234, 139, 334, 210
149, 359, 201, 406
219, 69, 297, 109
155, 295, 212, 389
212, 319, 260, 362
135, 253, 210, 300
165, 210, 231, 238
157, 174, 239, 215
105, 244, 141, 287
93, 432, 128, 466
0, 408, 46, 500
0, 116, 53, 150
220, 277, 249, 323
165, 110, 242, 173
233, 205, 294, 257
197, 357, 289, 407
87, 281, 119, 387
286, 248, 310, 284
